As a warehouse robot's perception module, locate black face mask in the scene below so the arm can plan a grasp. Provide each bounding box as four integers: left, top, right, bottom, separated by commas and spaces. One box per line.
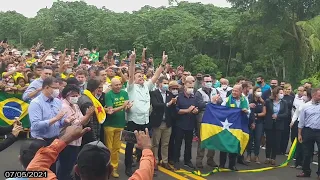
257, 81, 262, 84
196, 77, 202, 81
271, 85, 277, 89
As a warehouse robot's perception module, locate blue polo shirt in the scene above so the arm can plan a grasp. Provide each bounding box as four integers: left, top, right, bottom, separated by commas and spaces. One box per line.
176, 92, 197, 131
256, 83, 271, 93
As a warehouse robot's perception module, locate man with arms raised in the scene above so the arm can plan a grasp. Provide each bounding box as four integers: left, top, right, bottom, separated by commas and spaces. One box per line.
125, 49, 167, 176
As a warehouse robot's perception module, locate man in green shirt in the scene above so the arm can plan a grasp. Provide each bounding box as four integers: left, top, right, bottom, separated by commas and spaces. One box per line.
103, 78, 132, 178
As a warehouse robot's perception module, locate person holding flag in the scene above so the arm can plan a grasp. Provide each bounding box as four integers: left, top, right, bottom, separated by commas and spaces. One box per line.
218, 84, 249, 171
77, 78, 106, 146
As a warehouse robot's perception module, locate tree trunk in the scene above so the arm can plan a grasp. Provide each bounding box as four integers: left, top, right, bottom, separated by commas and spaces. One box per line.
226, 44, 232, 77
282, 58, 286, 80
270, 57, 279, 77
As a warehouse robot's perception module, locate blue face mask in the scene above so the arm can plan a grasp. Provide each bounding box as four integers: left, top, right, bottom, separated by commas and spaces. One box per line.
162, 84, 169, 91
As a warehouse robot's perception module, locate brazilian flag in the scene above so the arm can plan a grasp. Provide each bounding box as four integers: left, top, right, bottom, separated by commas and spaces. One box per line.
200, 104, 249, 154
0, 92, 30, 128
89, 52, 100, 62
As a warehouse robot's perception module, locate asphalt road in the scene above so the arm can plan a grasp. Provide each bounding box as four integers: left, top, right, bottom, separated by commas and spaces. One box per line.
0, 139, 319, 180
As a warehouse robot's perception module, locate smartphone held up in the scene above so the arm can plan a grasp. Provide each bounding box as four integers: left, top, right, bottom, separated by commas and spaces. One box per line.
120, 130, 137, 144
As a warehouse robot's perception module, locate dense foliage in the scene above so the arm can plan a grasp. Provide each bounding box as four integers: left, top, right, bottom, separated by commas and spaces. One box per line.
0, 0, 319, 86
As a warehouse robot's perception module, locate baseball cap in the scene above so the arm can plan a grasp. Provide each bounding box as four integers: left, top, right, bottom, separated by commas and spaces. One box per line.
77, 141, 111, 177
19, 139, 47, 168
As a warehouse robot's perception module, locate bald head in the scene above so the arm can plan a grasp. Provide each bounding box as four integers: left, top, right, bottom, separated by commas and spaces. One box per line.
232, 84, 242, 99
185, 76, 195, 83
111, 78, 122, 93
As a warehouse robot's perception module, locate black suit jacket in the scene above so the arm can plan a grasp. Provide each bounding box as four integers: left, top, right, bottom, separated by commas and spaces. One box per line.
150, 89, 174, 128
0, 125, 17, 152
264, 99, 288, 131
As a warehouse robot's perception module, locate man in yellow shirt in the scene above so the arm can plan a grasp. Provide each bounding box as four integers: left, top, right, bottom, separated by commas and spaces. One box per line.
2, 63, 26, 82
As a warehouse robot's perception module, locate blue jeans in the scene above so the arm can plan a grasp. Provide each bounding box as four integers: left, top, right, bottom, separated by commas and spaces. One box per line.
247, 123, 264, 156
57, 145, 79, 180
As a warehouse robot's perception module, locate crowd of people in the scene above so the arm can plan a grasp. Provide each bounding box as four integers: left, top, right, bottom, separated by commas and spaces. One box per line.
0, 40, 320, 180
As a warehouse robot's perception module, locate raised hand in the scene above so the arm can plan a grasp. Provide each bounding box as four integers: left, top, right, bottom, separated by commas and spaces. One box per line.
134, 128, 152, 150
130, 48, 136, 60
60, 126, 91, 144
12, 125, 23, 137
162, 51, 168, 65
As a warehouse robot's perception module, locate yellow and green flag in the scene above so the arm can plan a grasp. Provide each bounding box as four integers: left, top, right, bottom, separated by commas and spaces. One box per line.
89, 52, 100, 62
201, 104, 249, 155
0, 92, 30, 128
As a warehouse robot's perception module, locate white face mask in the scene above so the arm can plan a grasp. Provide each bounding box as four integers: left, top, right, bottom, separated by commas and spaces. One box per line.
9, 67, 16, 72
171, 89, 179, 95
221, 85, 228, 90
69, 96, 79, 104
7, 83, 14, 87
278, 94, 284, 100
66, 68, 72, 74
186, 88, 194, 95
51, 89, 60, 98
302, 96, 309, 102
255, 92, 262, 97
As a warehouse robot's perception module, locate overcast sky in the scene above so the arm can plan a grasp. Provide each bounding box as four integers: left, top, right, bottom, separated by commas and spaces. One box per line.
0, 0, 231, 17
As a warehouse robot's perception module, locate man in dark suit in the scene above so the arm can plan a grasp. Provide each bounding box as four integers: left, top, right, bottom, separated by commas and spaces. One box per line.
150, 76, 176, 170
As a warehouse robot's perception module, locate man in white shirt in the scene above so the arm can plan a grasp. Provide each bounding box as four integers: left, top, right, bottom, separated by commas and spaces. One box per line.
124, 50, 167, 177
217, 78, 232, 102
293, 86, 305, 112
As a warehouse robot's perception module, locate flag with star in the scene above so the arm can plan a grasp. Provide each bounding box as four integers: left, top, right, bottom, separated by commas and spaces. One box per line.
0, 92, 30, 128
200, 104, 249, 154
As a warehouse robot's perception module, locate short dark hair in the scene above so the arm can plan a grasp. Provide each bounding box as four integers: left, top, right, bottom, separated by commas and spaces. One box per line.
158, 76, 168, 83
96, 67, 105, 76
241, 82, 250, 89
86, 79, 100, 92
202, 74, 211, 80
257, 75, 264, 80
62, 84, 80, 98
42, 77, 59, 88
43, 66, 53, 71
35, 65, 43, 69
236, 76, 246, 83
20, 139, 47, 168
